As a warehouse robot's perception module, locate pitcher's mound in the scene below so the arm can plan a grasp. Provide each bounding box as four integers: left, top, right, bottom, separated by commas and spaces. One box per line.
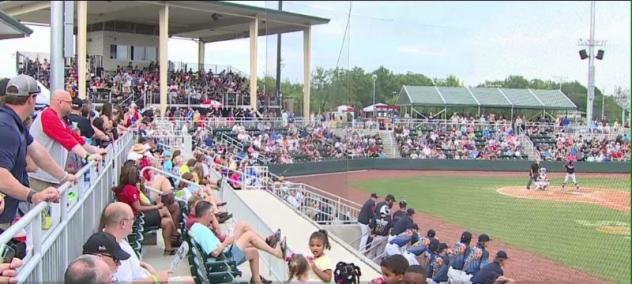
497, 186, 630, 213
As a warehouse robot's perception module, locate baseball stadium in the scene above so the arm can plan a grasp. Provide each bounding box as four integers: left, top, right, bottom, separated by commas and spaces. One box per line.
0, 1, 629, 284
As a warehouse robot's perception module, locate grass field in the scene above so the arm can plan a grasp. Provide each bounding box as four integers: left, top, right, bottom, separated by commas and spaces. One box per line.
354, 176, 630, 284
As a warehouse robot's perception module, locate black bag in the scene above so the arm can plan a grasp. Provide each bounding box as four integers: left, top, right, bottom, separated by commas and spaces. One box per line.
334, 261, 361, 284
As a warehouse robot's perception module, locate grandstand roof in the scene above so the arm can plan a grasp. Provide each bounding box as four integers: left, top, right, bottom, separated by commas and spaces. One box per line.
0, 9, 31, 39
396, 85, 577, 110
0, 1, 329, 42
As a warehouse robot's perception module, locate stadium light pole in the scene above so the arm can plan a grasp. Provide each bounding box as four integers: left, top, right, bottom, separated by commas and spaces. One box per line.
372, 74, 378, 118
578, 0, 606, 129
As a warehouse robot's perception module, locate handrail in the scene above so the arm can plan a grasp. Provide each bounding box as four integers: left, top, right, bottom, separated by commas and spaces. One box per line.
0, 129, 135, 282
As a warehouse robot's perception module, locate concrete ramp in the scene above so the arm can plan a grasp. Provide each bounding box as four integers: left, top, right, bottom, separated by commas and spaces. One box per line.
222, 189, 381, 282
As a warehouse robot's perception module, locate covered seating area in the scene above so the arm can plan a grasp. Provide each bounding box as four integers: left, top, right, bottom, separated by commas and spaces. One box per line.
396, 85, 577, 118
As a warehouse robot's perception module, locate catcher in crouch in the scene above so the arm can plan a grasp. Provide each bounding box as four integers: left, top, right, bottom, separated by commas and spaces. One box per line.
534, 167, 550, 191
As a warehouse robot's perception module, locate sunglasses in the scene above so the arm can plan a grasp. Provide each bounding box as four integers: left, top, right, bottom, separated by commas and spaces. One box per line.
99, 253, 121, 265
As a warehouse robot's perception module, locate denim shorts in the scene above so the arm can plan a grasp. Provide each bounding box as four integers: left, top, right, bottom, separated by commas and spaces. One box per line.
228, 244, 246, 265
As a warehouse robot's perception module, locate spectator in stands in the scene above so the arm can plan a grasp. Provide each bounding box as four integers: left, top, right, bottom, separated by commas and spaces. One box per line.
100, 202, 193, 283
66, 97, 94, 145
376, 254, 409, 284
190, 201, 287, 284
28, 89, 105, 192
470, 251, 514, 284
113, 160, 179, 255
463, 234, 491, 276
368, 197, 394, 260
358, 193, 379, 251
404, 264, 427, 284
287, 254, 310, 283
307, 230, 333, 282
64, 255, 111, 284
391, 208, 416, 237
0, 75, 65, 229
428, 243, 449, 284
448, 231, 473, 283
392, 200, 408, 225
82, 232, 131, 277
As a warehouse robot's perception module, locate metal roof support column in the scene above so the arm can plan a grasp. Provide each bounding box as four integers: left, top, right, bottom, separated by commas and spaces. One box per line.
249, 17, 258, 111
77, 1, 87, 99
50, 1, 64, 93
197, 39, 205, 73
303, 26, 311, 117
159, 3, 169, 117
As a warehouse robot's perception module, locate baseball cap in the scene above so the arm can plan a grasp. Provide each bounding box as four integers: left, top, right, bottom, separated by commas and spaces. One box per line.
82, 232, 131, 261
478, 233, 491, 242
5, 74, 40, 97
385, 194, 396, 202
406, 208, 415, 215
71, 97, 83, 109
496, 250, 509, 259
370, 193, 378, 199
399, 200, 407, 207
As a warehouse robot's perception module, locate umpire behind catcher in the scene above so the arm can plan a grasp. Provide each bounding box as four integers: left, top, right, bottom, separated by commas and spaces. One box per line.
526, 159, 539, 190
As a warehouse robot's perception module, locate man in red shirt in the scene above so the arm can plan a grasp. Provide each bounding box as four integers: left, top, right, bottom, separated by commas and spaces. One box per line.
28, 90, 106, 191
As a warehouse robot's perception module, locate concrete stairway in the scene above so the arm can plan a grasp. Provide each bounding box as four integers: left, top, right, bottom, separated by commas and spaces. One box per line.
379, 131, 400, 158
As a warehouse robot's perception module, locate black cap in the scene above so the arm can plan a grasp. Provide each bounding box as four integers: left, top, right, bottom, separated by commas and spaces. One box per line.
427, 229, 436, 238
478, 233, 491, 242
83, 232, 131, 261
406, 208, 415, 216
385, 194, 396, 202
71, 97, 83, 109
370, 193, 378, 199
460, 231, 472, 244
496, 250, 508, 259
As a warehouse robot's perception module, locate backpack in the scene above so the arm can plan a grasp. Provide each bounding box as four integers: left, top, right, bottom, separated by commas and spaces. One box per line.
334, 261, 362, 284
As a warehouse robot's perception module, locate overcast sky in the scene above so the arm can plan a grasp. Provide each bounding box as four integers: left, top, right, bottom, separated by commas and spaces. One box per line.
0, 1, 629, 94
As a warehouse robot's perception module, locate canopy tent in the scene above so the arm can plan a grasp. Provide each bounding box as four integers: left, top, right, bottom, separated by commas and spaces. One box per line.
335, 105, 354, 113
363, 103, 387, 112
396, 85, 577, 110
0, 9, 32, 40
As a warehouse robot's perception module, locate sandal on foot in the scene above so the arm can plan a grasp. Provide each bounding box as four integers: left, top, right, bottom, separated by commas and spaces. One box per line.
279, 237, 288, 259
266, 229, 281, 248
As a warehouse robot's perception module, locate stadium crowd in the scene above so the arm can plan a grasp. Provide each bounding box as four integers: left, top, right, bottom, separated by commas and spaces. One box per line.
395, 113, 526, 160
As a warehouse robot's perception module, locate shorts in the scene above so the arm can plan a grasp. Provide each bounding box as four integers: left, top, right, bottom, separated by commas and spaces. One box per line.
228, 244, 246, 265
143, 209, 162, 228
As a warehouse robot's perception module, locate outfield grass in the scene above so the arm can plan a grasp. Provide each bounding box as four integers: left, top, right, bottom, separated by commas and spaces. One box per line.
354, 176, 630, 283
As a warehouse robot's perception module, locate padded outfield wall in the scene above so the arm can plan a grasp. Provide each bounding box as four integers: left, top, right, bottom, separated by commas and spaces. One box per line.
268, 158, 630, 176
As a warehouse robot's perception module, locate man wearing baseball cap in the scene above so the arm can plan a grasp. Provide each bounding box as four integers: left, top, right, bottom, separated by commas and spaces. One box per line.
470, 250, 515, 284
357, 193, 378, 251
392, 200, 407, 225
0, 75, 69, 229
83, 231, 131, 275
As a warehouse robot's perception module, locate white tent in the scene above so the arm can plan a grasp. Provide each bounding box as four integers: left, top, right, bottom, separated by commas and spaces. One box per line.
336, 105, 354, 113
362, 103, 388, 112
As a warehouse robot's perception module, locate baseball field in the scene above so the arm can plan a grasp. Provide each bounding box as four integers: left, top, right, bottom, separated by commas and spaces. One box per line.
290, 170, 630, 284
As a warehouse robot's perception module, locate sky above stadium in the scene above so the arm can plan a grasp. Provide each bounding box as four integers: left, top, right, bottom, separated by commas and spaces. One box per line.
0, 1, 629, 94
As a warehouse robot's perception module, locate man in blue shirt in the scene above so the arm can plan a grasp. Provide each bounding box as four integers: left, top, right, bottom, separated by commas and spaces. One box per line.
189, 201, 286, 284
470, 250, 514, 284
0, 75, 73, 229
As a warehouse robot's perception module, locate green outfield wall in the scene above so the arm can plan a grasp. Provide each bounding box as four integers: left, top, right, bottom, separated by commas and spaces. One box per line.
268, 159, 630, 176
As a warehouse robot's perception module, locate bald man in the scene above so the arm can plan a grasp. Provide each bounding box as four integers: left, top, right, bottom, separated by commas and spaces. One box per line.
100, 202, 194, 283
28, 89, 107, 192
65, 254, 112, 284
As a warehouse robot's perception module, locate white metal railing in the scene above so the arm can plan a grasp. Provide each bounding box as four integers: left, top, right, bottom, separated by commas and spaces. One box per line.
218, 179, 289, 282
0, 131, 134, 283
